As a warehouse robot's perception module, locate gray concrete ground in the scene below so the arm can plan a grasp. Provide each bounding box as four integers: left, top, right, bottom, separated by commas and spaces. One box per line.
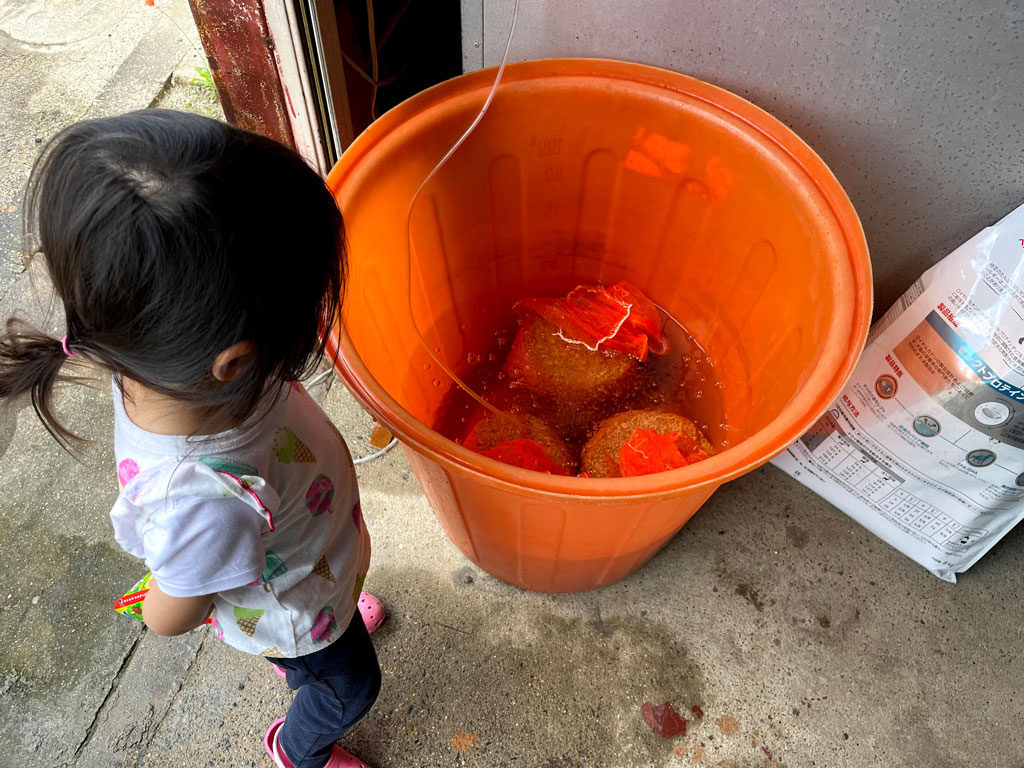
1, 2, 1023, 767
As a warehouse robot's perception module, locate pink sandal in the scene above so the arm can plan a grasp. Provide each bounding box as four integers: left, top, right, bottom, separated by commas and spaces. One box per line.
357, 592, 385, 634
264, 717, 371, 768
272, 593, 385, 680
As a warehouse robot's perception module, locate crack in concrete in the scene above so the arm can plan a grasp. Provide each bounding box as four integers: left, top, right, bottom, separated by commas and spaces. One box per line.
68, 630, 207, 767
146, 72, 175, 109
130, 634, 207, 768
69, 631, 143, 765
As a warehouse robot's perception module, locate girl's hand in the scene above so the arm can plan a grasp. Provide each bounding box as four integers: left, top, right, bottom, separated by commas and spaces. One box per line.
141, 579, 216, 637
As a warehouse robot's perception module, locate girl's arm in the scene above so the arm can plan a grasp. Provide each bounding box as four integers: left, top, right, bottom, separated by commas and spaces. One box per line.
141, 579, 215, 637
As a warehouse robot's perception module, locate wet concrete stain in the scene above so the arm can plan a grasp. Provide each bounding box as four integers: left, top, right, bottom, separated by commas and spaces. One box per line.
0, 522, 142, 767
349, 565, 706, 766
734, 583, 765, 612
785, 524, 809, 549
0, 401, 23, 461
791, 601, 861, 645
0, 522, 139, 695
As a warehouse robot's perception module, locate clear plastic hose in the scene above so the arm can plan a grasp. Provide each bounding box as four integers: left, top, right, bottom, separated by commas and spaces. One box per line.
403, 0, 520, 416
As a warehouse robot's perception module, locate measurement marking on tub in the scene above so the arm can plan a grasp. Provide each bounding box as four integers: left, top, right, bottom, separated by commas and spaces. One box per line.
530, 136, 563, 156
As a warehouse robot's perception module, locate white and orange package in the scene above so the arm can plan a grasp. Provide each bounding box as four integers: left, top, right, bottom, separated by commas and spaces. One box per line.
773, 201, 1024, 582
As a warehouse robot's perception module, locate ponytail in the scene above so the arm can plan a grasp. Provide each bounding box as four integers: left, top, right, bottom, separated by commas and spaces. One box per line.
0, 318, 80, 451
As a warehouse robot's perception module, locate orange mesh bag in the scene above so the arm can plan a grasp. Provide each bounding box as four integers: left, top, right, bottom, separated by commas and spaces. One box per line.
501, 283, 668, 431
581, 410, 714, 478
464, 413, 577, 476
515, 281, 668, 361
617, 428, 711, 477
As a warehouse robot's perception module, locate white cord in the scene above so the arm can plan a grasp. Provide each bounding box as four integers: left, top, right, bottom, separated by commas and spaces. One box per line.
353, 436, 398, 465
306, 1, 521, 461
305, 367, 335, 389
402, 0, 520, 416
302, 368, 398, 465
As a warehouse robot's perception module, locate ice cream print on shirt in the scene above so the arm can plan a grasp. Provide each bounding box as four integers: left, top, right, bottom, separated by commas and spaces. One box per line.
235, 606, 266, 637
313, 550, 335, 582
198, 456, 259, 478
118, 458, 140, 488
352, 571, 366, 606
311, 605, 337, 644
110, 380, 369, 657
274, 427, 316, 463
306, 473, 335, 516
249, 550, 288, 591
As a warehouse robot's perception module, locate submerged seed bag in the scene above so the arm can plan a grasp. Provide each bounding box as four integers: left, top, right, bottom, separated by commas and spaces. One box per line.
773, 202, 1024, 582
581, 410, 715, 478
618, 428, 700, 477
514, 281, 668, 361
463, 413, 577, 476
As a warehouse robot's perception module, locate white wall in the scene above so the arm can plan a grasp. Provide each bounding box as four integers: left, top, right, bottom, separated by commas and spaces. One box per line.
463, 0, 1024, 313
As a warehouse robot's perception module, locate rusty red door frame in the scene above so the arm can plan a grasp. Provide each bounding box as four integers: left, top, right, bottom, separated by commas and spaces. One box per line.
188, 0, 297, 149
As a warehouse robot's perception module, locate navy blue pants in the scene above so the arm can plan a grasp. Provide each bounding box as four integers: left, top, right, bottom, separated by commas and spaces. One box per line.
267, 610, 381, 768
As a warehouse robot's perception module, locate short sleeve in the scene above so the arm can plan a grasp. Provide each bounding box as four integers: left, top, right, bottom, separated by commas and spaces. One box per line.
142, 496, 266, 597
109, 460, 280, 598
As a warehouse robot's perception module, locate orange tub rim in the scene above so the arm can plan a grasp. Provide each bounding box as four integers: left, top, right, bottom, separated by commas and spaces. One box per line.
326, 57, 873, 500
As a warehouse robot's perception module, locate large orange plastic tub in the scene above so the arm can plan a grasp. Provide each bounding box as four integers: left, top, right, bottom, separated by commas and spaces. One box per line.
326, 59, 872, 593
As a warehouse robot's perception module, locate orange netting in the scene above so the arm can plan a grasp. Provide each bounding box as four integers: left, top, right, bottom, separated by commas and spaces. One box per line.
463, 423, 571, 476
515, 281, 668, 361
617, 428, 710, 477
473, 437, 570, 475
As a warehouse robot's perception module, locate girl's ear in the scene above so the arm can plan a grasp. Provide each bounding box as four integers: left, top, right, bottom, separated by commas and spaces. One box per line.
211, 341, 254, 382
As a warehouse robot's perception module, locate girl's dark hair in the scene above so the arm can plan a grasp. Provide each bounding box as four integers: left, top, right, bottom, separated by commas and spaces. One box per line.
0, 109, 345, 449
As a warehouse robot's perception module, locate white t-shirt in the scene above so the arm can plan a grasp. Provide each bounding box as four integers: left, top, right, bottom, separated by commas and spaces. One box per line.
109, 381, 371, 658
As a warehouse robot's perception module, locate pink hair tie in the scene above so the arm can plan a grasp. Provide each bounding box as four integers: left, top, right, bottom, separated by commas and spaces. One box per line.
60, 336, 76, 357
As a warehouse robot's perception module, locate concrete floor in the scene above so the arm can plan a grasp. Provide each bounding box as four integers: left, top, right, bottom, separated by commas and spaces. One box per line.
1, 2, 1023, 767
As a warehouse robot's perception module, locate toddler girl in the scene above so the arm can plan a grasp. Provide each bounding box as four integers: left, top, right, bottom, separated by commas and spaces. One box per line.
0, 109, 382, 768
